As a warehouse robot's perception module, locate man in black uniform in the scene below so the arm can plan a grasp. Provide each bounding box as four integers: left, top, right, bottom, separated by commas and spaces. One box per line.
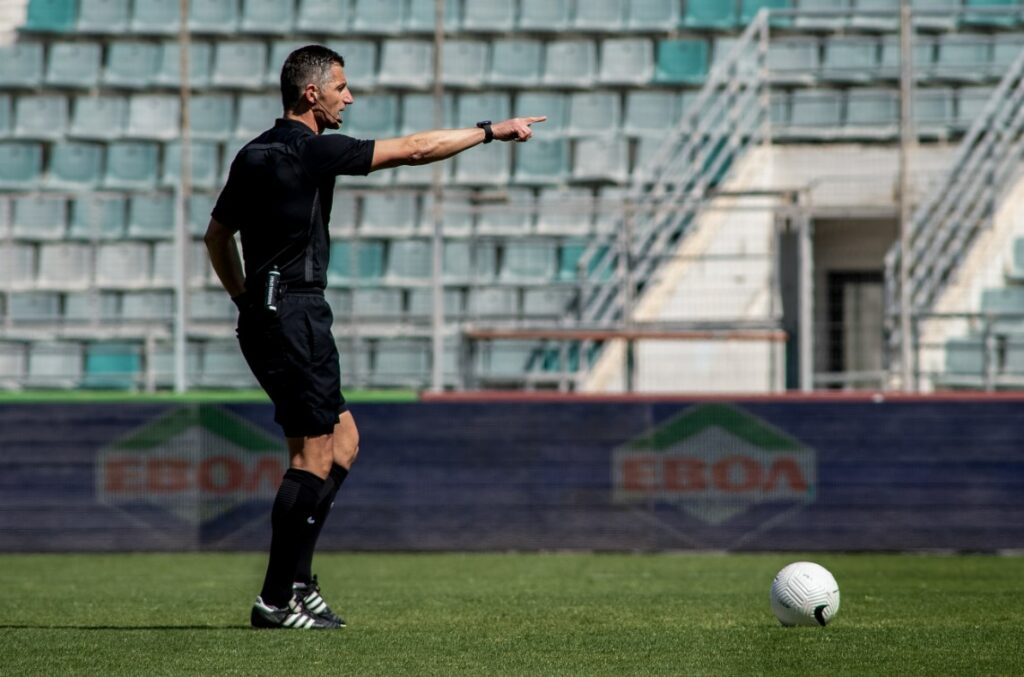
205, 45, 544, 630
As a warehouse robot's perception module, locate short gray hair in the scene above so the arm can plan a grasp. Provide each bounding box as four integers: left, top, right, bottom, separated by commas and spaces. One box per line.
280, 45, 345, 111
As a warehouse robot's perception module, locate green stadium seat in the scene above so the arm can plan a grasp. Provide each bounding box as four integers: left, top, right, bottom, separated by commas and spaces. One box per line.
655, 38, 710, 84
400, 92, 455, 135
443, 41, 488, 87
537, 188, 594, 236
328, 240, 385, 284
46, 42, 102, 88
462, 0, 515, 31
103, 41, 161, 88
26, 341, 83, 389
514, 138, 570, 185
36, 243, 92, 290
567, 92, 621, 136
68, 195, 126, 240
991, 32, 1024, 77
964, 0, 1019, 28
189, 94, 234, 140
787, 90, 842, 137
845, 88, 899, 135
198, 341, 257, 388
600, 38, 655, 85
625, 0, 678, 30
352, 288, 404, 321
0, 43, 44, 88
623, 91, 679, 137
78, 0, 130, 33
126, 193, 174, 240
235, 94, 280, 139
439, 240, 472, 282
683, 0, 738, 28
944, 336, 984, 377
361, 192, 418, 237
212, 42, 268, 89
956, 86, 995, 131
0, 244, 36, 291
11, 195, 66, 240
130, 0, 181, 33
377, 40, 434, 88
515, 92, 567, 132
822, 36, 879, 83
240, 0, 294, 34
501, 241, 558, 282
343, 94, 400, 139
371, 340, 430, 387
523, 288, 576, 319
63, 291, 118, 323
329, 40, 378, 89
295, 0, 350, 34
910, 0, 960, 31
742, 0, 795, 25
121, 291, 173, 321
880, 34, 936, 80
23, 0, 77, 32
454, 143, 511, 186
457, 92, 511, 128
0, 142, 43, 189
476, 189, 532, 236
468, 287, 518, 318
573, 0, 625, 30
188, 0, 238, 33
46, 141, 103, 190
1006, 238, 1024, 282
768, 38, 820, 85
404, 0, 459, 32
13, 94, 68, 140
386, 239, 431, 281
914, 88, 955, 136
559, 239, 611, 282
519, 0, 572, 31
69, 95, 128, 140
406, 289, 465, 319
82, 342, 142, 389
935, 34, 991, 83
162, 140, 220, 190
351, 0, 403, 34
544, 40, 597, 86
104, 142, 160, 190
489, 39, 543, 87
126, 94, 180, 141
155, 41, 213, 88
8, 292, 60, 321
573, 137, 629, 183
851, 0, 899, 30
475, 341, 540, 379
980, 287, 1024, 333
793, 0, 846, 29
95, 242, 150, 287
0, 95, 11, 138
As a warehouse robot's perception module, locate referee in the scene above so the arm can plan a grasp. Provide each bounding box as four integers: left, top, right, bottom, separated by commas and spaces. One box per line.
205, 45, 544, 630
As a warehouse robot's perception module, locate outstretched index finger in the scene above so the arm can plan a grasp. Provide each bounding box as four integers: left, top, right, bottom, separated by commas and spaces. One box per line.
525, 116, 547, 125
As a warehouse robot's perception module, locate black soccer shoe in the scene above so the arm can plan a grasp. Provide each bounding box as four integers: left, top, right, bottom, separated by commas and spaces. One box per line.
250, 595, 341, 630
293, 575, 347, 627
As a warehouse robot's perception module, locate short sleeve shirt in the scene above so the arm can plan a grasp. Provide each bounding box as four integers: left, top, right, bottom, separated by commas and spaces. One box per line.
212, 119, 375, 291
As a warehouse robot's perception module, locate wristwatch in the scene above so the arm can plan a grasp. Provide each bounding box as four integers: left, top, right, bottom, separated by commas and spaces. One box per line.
476, 120, 493, 144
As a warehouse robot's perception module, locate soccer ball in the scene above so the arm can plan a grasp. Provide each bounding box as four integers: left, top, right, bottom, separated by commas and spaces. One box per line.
769, 561, 840, 627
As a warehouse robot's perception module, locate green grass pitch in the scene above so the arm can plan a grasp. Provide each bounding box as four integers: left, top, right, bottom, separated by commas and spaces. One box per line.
2, 553, 1022, 676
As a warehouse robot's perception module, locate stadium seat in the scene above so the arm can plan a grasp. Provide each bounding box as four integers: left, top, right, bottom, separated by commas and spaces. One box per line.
880, 34, 936, 80
235, 94, 280, 139
26, 342, 83, 389
537, 188, 595, 235
518, 0, 572, 31
991, 32, 1024, 77
944, 336, 985, 377
240, 0, 294, 34
0, 243, 36, 291
456, 93, 511, 129
0, 343, 26, 389
476, 188, 533, 236
125, 95, 180, 141
343, 93, 400, 139
46, 42, 102, 89
153, 241, 211, 287
443, 41, 488, 87
514, 138, 570, 185
821, 36, 879, 83
162, 141, 220, 190
515, 92, 567, 132
328, 240, 385, 284
421, 189, 473, 236
36, 243, 92, 290
462, 0, 515, 31
489, 39, 543, 87
454, 143, 511, 186
188, 94, 234, 140
13, 94, 68, 140
104, 142, 160, 190
599, 38, 655, 85
573, 0, 625, 30
980, 287, 1024, 333
909, 0, 958, 32
188, 193, 216, 236
0, 43, 45, 88
82, 342, 142, 389
544, 41, 597, 87
188, 0, 238, 33
501, 241, 558, 282
377, 40, 434, 88
956, 86, 995, 131
404, 0, 459, 32
567, 92, 621, 136
914, 88, 955, 136
46, 141, 103, 191
95, 243, 150, 287
327, 188, 358, 237
69, 95, 128, 140
265, 40, 307, 86
623, 91, 679, 137
23, 0, 77, 32
850, 0, 899, 30
934, 34, 992, 83
594, 186, 627, 235
624, 0, 678, 29
468, 287, 519, 318
523, 287, 576, 319
406, 289, 464, 319
361, 192, 418, 237
11, 195, 66, 240
654, 39, 710, 84
64, 291, 119, 323
0, 95, 12, 138
682, 0, 738, 28
154, 41, 213, 88
558, 240, 607, 282
351, 0, 403, 34
211, 42, 268, 89
329, 40, 378, 89
295, 0, 350, 34
78, 0, 130, 33
0, 142, 43, 189
475, 340, 541, 379
130, 0, 181, 33
573, 137, 629, 183
1007, 238, 1024, 281
963, 0, 1019, 28
792, 0, 846, 30
371, 340, 431, 387
767, 38, 820, 85
352, 288, 404, 321
126, 194, 174, 240
438, 240, 472, 282
394, 161, 445, 186
385, 239, 431, 281
198, 341, 257, 388
68, 195, 126, 240
845, 88, 899, 136
103, 41, 162, 89
188, 290, 236, 323
787, 90, 843, 138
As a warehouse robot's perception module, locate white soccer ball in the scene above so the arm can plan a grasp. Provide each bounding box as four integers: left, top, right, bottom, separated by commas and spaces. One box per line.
769, 561, 840, 627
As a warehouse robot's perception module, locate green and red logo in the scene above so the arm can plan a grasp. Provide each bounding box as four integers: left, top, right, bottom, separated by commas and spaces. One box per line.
97, 405, 285, 526
613, 404, 816, 524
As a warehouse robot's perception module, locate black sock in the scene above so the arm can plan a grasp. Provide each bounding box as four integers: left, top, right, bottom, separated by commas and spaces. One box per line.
294, 463, 349, 585
259, 468, 324, 607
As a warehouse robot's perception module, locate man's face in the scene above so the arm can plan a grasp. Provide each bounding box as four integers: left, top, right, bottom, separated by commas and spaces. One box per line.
314, 63, 354, 131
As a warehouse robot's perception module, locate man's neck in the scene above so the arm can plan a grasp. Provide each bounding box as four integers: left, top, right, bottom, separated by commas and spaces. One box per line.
283, 110, 321, 135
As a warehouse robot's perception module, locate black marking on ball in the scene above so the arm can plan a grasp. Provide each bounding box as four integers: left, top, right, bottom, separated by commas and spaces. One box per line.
813, 604, 828, 626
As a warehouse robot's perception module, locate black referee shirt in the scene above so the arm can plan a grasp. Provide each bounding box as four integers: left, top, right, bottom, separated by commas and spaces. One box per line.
212, 119, 375, 293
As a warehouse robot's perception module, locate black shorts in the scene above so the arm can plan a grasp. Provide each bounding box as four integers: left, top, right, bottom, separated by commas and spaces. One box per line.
236, 291, 346, 438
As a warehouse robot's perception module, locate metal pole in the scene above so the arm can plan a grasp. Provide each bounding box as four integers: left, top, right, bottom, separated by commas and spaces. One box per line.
797, 203, 813, 392
428, 0, 446, 392
898, 0, 916, 391
173, 0, 192, 393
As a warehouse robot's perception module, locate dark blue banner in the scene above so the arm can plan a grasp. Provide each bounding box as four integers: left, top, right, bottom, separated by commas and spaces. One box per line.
1, 399, 1022, 551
